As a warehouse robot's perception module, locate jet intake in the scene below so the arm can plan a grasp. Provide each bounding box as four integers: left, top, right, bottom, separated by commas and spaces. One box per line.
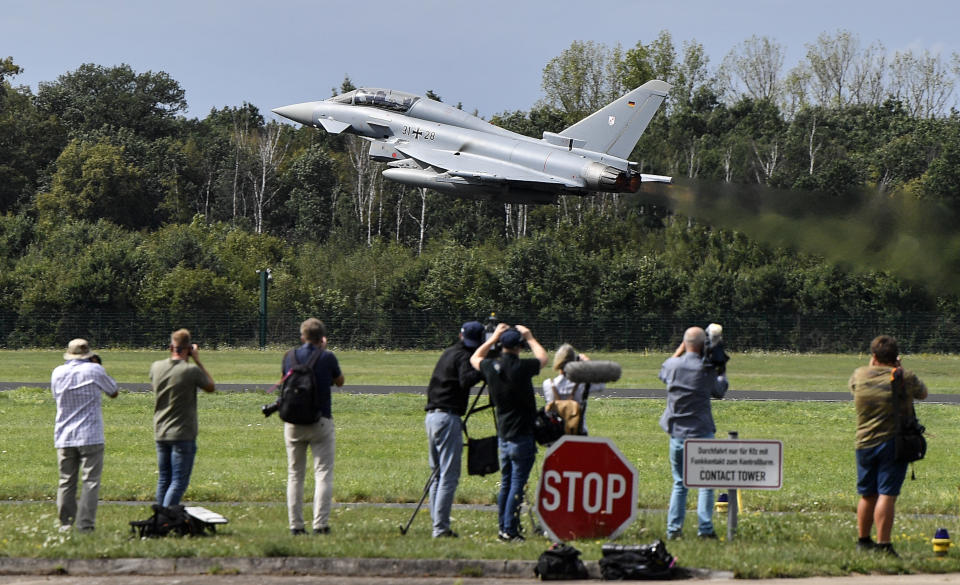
583, 162, 636, 192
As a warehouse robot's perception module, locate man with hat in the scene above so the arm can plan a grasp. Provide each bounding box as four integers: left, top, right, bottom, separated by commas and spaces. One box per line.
423, 321, 485, 537
470, 323, 547, 542
51, 338, 118, 532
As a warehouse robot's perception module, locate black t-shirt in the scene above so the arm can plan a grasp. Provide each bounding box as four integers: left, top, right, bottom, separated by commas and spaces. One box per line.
480, 352, 541, 440
425, 341, 483, 416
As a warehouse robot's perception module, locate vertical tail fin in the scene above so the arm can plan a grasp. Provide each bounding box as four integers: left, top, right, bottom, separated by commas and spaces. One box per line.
558, 80, 671, 159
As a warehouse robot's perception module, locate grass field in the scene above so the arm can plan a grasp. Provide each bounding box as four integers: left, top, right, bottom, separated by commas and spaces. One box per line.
2, 350, 960, 576
7, 348, 960, 392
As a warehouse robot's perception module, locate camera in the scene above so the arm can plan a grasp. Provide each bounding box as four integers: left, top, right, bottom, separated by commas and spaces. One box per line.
483, 313, 503, 357
261, 401, 280, 417
703, 323, 730, 374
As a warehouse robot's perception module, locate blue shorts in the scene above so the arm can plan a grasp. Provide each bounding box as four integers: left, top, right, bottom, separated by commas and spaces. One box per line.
856, 438, 908, 496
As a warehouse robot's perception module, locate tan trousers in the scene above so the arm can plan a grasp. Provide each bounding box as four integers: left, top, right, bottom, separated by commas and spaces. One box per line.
285, 418, 335, 531
57, 444, 105, 531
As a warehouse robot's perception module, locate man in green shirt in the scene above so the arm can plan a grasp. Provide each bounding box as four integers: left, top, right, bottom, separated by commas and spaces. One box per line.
150, 328, 215, 507
850, 335, 927, 557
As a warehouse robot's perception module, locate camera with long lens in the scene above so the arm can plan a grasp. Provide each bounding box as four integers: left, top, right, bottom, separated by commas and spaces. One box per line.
703, 323, 730, 374
483, 312, 502, 357
261, 400, 280, 417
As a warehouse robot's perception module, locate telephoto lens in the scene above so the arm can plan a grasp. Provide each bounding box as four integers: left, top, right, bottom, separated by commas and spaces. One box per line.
261, 401, 280, 417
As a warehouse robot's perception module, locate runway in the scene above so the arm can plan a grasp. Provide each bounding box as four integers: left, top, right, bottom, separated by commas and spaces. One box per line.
3, 382, 959, 403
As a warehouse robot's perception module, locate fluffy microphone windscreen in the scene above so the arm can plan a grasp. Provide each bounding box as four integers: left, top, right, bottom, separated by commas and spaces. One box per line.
563, 360, 622, 383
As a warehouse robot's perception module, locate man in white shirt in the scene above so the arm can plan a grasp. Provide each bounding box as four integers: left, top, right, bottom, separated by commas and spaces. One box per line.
51, 338, 118, 532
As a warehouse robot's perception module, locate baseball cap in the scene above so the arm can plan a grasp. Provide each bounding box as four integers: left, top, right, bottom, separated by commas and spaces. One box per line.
460, 321, 484, 348
500, 328, 524, 349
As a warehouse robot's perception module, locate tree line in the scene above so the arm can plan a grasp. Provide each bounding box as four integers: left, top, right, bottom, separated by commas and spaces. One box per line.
1, 29, 960, 349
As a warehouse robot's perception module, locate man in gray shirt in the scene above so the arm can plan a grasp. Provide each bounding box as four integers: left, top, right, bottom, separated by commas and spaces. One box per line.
658, 326, 728, 540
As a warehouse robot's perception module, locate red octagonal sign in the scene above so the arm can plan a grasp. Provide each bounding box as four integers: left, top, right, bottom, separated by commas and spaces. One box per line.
535, 436, 638, 542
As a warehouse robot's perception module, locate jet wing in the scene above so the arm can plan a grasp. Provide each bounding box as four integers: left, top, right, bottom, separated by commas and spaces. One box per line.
392, 141, 580, 188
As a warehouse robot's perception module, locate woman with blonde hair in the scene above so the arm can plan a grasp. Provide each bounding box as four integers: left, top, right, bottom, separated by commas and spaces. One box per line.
541, 344, 605, 435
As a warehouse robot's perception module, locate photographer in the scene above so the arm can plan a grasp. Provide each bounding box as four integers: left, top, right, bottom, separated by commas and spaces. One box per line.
282, 318, 344, 535
850, 335, 927, 557
659, 326, 728, 540
470, 323, 547, 542
51, 339, 118, 532
542, 344, 604, 435
150, 329, 215, 507
423, 321, 485, 538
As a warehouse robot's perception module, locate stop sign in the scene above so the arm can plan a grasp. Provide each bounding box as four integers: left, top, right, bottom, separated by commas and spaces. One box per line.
535, 436, 638, 542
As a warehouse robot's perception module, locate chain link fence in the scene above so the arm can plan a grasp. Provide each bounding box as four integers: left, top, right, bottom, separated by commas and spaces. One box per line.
2, 311, 958, 353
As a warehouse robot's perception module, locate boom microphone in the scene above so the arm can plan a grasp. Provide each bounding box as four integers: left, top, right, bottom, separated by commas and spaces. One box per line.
563, 360, 622, 384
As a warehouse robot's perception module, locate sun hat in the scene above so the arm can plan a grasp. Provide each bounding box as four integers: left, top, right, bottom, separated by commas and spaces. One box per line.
64, 338, 96, 361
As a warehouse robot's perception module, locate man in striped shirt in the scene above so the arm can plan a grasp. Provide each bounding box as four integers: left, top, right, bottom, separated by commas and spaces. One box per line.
51, 339, 118, 532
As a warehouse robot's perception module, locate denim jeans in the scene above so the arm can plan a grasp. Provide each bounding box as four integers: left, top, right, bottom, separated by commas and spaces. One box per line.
668, 435, 715, 536
425, 411, 462, 536
498, 434, 536, 536
156, 440, 197, 507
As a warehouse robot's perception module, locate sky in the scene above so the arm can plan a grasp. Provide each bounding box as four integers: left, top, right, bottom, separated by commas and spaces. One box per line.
6, 0, 960, 121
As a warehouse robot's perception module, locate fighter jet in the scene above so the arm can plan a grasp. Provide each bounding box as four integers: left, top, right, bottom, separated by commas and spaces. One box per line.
273, 80, 672, 204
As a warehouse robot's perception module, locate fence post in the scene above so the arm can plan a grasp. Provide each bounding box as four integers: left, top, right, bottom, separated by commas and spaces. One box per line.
257, 269, 271, 349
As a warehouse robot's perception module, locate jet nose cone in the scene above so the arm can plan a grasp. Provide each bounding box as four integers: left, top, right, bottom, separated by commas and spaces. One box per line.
272, 102, 318, 126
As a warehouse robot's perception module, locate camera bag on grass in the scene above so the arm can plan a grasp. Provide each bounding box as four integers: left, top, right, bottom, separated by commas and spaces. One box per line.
534, 542, 589, 580
277, 348, 324, 425
130, 504, 219, 538
891, 367, 926, 465
599, 540, 676, 580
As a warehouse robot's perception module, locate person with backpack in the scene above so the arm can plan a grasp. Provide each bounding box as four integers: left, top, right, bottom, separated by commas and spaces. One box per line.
542, 344, 605, 436
150, 329, 215, 508
281, 318, 344, 535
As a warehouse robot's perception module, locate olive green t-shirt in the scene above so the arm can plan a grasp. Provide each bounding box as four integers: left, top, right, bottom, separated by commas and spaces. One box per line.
151, 358, 210, 441
849, 365, 926, 450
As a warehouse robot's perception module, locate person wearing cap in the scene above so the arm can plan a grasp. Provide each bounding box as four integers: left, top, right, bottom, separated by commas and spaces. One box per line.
150, 328, 215, 508
423, 320, 485, 538
51, 339, 119, 532
470, 323, 547, 542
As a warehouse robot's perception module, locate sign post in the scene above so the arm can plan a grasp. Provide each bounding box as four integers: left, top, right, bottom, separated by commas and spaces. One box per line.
535, 436, 638, 542
683, 435, 783, 541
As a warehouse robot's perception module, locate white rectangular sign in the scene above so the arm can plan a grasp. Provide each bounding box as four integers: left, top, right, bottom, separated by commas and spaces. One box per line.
683, 439, 782, 490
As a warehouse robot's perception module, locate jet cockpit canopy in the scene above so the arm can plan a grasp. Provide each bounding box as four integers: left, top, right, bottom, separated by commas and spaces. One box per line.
330, 88, 420, 113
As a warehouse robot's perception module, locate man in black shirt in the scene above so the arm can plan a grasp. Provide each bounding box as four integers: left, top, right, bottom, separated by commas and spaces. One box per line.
470, 323, 547, 541
424, 321, 484, 538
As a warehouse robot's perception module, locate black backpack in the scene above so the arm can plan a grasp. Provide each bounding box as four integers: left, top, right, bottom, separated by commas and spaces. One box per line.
599, 540, 676, 580
129, 505, 213, 538
534, 543, 589, 580
278, 348, 324, 425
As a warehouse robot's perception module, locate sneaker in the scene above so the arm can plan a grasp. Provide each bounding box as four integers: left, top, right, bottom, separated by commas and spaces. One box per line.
856, 537, 876, 551
434, 529, 458, 538
290, 528, 307, 536
698, 532, 718, 539
875, 542, 900, 558
313, 526, 331, 535
666, 531, 683, 541
498, 531, 524, 542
